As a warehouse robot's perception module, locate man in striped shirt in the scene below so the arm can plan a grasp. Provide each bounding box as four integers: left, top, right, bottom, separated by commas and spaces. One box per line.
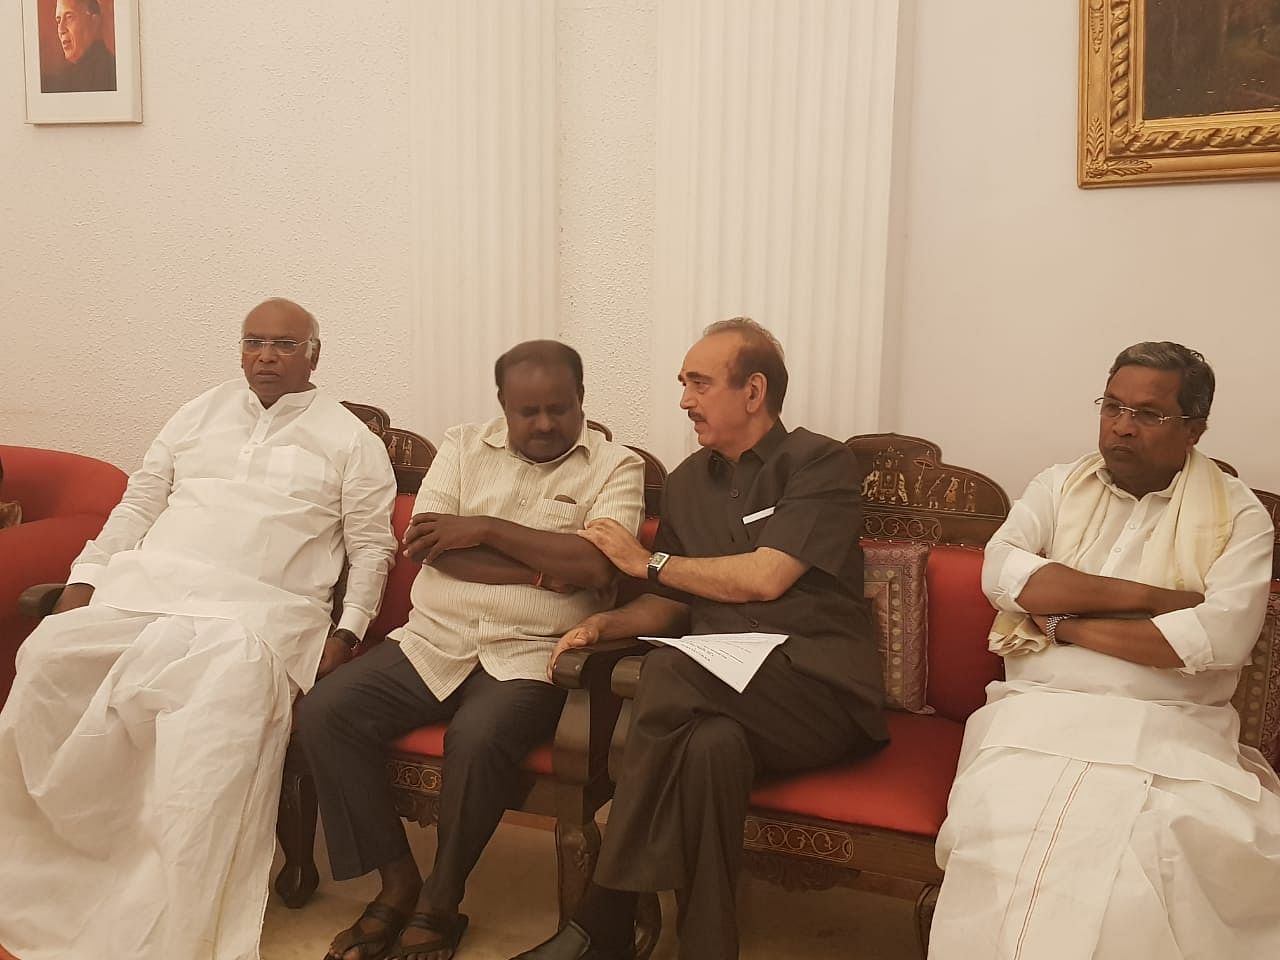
300, 340, 645, 960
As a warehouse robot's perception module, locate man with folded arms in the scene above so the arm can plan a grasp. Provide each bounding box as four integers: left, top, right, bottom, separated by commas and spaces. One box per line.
300, 340, 645, 960
0, 298, 398, 960
510, 318, 886, 960
930, 342, 1279, 958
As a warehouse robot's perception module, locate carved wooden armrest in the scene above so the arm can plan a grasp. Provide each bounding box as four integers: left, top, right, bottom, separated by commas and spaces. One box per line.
610, 654, 645, 700
606, 654, 647, 782
551, 640, 653, 788
18, 583, 66, 619
551, 638, 654, 691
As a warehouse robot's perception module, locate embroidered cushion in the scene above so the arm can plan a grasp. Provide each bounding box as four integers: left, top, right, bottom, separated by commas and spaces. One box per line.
862, 539, 931, 713
1232, 588, 1280, 769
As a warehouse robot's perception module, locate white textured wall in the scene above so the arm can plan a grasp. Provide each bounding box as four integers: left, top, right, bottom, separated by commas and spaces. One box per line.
893, 1, 1280, 494
1, 2, 416, 469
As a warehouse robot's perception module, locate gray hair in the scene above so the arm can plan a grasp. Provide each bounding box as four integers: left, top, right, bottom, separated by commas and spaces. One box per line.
701, 316, 789, 416
305, 312, 320, 359
1109, 341, 1214, 419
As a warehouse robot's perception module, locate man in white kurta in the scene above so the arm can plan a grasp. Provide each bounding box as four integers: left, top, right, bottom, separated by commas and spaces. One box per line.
930, 342, 1279, 959
0, 299, 397, 960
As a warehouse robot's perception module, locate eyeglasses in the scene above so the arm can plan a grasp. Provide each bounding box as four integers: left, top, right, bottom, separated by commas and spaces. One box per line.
1094, 397, 1195, 428
240, 338, 313, 356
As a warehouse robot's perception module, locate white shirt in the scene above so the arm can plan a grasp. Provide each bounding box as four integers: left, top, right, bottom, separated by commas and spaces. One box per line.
70, 379, 398, 688
394, 418, 645, 698
978, 453, 1275, 793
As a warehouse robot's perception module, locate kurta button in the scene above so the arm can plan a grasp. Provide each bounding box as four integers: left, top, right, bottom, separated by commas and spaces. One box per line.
749, 618, 760, 628
730, 489, 740, 499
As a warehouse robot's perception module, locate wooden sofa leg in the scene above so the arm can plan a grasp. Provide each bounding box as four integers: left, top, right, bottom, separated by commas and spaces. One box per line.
914, 883, 940, 959
555, 818, 601, 925
274, 740, 320, 909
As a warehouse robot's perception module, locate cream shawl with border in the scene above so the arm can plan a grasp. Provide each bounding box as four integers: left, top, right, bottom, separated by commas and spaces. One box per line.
988, 448, 1233, 657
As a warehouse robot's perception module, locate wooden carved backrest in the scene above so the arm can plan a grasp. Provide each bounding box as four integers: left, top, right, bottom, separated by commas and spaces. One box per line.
1254, 488, 1280, 582
845, 433, 1011, 547
626, 445, 668, 518
588, 420, 667, 518
341, 401, 437, 495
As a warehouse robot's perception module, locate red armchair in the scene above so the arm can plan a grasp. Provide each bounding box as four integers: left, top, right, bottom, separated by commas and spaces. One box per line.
0, 444, 126, 706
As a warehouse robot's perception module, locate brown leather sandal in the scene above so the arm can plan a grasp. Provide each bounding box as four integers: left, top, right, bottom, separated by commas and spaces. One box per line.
383, 911, 470, 960
324, 901, 411, 960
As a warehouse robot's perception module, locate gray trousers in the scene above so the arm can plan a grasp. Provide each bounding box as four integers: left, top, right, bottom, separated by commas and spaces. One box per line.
297, 641, 566, 911
595, 646, 881, 960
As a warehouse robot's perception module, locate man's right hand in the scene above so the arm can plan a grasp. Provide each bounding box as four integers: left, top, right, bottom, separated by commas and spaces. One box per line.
51, 583, 94, 615
1147, 586, 1205, 617
547, 621, 601, 679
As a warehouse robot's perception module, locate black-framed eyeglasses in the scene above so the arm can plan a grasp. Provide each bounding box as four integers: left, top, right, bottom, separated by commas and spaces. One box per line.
240, 338, 313, 356
1094, 397, 1195, 428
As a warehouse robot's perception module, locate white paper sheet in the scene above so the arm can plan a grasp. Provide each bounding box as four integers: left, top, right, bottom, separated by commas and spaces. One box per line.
640, 632, 787, 692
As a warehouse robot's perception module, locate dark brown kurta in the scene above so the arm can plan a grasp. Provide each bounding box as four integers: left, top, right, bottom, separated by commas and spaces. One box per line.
653, 419, 887, 740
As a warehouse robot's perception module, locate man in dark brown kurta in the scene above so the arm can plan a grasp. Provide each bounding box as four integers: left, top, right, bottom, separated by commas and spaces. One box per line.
511, 319, 887, 960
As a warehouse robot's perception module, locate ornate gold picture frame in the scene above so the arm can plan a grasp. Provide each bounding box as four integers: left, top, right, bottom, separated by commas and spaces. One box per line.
1079, 0, 1280, 187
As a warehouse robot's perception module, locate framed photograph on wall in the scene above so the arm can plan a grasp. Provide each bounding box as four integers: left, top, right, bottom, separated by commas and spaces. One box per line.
21, 0, 142, 124
1079, 0, 1280, 187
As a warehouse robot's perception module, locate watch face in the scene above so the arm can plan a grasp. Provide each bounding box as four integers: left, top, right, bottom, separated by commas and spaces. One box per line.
648, 552, 670, 579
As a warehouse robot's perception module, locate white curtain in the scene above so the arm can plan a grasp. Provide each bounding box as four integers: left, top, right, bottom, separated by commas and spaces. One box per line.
647, 0, 910, 468
409, 0, 558, 437
409, 0, 912, 464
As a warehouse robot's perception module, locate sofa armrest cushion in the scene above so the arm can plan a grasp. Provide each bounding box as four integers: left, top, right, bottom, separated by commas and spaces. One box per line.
861, 539, 931, 713
1231, 585, 1280, 770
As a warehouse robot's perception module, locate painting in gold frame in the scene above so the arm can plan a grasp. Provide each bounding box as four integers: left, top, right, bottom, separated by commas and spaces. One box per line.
1079, 0, 1280, 187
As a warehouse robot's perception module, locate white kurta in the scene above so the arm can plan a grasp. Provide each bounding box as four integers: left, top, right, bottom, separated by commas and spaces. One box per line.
931, 454, 1280, 960
0, 381, 397, 960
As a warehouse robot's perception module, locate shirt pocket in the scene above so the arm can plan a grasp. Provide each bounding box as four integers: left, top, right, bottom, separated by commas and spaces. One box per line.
534, 497, 588, 533
265, 445, 339, 506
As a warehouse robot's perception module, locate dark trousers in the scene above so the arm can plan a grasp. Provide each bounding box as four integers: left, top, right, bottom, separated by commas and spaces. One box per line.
296, 641, 566, 911
594, 646, 881, 960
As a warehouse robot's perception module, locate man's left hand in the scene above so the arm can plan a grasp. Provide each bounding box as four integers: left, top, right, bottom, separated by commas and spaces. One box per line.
404, 513, 489, 565
577, 518, 649, 578
316, 630, 358, 680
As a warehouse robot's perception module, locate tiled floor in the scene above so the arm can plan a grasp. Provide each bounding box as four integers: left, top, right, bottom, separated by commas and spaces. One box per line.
261, 816, 919, 959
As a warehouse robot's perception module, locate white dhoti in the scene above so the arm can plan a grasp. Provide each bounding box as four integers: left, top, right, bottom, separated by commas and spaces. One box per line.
0, 605, 294, 960
930, 691, 1280, 960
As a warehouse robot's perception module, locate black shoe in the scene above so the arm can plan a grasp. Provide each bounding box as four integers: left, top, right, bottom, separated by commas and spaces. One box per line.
509, 921, 633, 960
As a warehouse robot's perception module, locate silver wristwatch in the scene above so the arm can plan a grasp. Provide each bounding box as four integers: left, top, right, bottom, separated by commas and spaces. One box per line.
1045, 614, 1075, 646
647, 551, 672, 582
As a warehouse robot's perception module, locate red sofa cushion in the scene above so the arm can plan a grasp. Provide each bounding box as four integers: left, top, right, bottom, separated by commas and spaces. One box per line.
925, 545, 1002, 723
392, 724, 554, 776
748, 710, 965, 838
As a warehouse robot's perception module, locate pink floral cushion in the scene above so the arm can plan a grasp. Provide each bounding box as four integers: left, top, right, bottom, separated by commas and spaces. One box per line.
862, 539, 931, 714
1232, 588, 1280, 769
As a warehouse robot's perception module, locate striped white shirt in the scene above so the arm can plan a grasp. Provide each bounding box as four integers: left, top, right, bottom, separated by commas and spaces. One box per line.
392, 417, 645, 697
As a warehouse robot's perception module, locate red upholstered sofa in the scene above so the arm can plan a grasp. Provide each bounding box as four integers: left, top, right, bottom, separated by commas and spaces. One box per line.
0, 445, 126, 706
606, 434, 1010, 957
610, 437, 1280, 959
